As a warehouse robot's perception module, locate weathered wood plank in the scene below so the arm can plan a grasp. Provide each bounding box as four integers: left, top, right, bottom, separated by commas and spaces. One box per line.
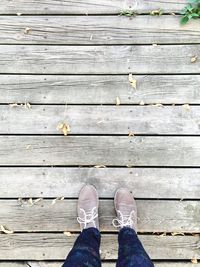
0, 167, 199, 199
0, 200, 199, 232
0, 234, 199, 260
0, 136, 200, 166
0, 0, 187, 14
1, 75, 200, 104
0, 45, 199, 74
1, 262, 200, 267
2, 105, 200, 134
0, 16, 199, 44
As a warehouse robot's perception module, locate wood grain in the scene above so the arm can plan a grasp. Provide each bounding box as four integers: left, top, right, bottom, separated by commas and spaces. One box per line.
2, 105, 200, 134
0, 45, 199, 74
0, 16, 199, 44
0, 233, 199, 260
0, 0, 187, 14
0, 167, 199, 199
0, 199, 199, 232
1, 75, 200, 104
0, 136, 200, 166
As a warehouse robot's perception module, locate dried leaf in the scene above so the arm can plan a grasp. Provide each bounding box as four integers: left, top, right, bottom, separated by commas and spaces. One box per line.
24, 27, 32, 34
18, 197, 23, 206
171, 232, 185, 236
64, 231, 72, 237
116, 97, 121, 106
94, 165, 106, 168
33, 198, 43, 204
128, 132, 134, 136
191, 259, 198, 264
150, 9, 163, 16
126, 165, 133, 168
51, 197, 64, 205
191, 56, 198, 63
24, 102, 31, 109
152, 43, 158, 47
159, 232, 166, 236
152, 103, 163, 107
57, 123, 71, 136
9, 103, 23, 108
28, 198, 33, 206
51, 198, 57, 205
182, 104, 190, 111
129, 74, 137, 89
0, 225, 14, 234
26, 144, 31, 150
17, 12, 22, 16
139, 100, 145, 106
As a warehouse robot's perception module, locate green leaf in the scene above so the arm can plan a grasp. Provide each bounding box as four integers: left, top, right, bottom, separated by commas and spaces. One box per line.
181, 16, 190, 24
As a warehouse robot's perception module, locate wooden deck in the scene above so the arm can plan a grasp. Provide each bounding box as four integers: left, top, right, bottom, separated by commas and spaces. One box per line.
0, 0, 199, 266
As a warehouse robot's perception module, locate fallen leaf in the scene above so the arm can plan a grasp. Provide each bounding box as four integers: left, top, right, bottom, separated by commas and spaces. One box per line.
128, 132, 134, 136
18, 198, 23, 206
182, 104, 190, 111
126, 165, 133, 168
150, 9, 163, 16
152, 44, 158, 47
139, 100, 145, 105
57, 123, 71, 136
159, 232, 166, 236
191, 259, 198, 264
51, 198, 57, 205
51, 197, 65, 205
116, 97, 121, 105
152, 103, 163, 107
24, 102, 31, 109
171, 232, 185, 236
94, 165, 106, 168
17, 12, 22, 16
64, 231, 72, 237
26, 144, 31, 150
129, 74, 137, 89
0, 225, 14, 234
171, 12, 176, 16
9, 103, 23, 108
191, 56, 198, 63
24, 27, 32, 34
33, 198, 43, 204
28, 198, 33, 206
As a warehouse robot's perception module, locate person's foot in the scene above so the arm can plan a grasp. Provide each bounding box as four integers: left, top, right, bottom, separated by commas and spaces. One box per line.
112, 188, 137, 232
77, 184, 99, 231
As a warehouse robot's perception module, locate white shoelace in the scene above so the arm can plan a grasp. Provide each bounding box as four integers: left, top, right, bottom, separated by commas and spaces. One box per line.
112, 210, 135, 228
77, 207, 98, 229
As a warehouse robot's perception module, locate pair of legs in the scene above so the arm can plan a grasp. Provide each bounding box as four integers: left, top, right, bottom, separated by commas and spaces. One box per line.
62, 185, 154, 267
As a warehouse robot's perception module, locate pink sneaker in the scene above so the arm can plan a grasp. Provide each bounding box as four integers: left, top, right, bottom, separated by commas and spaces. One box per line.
112, 188, 137, 232
77, 185, 99, 231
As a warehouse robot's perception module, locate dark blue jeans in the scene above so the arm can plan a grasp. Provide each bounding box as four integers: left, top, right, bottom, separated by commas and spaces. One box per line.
62, 227, 154, 267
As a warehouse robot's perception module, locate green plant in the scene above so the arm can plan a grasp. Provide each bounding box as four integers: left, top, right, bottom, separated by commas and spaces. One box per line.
119, 9, 137, 17
181, 0, 200, 24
